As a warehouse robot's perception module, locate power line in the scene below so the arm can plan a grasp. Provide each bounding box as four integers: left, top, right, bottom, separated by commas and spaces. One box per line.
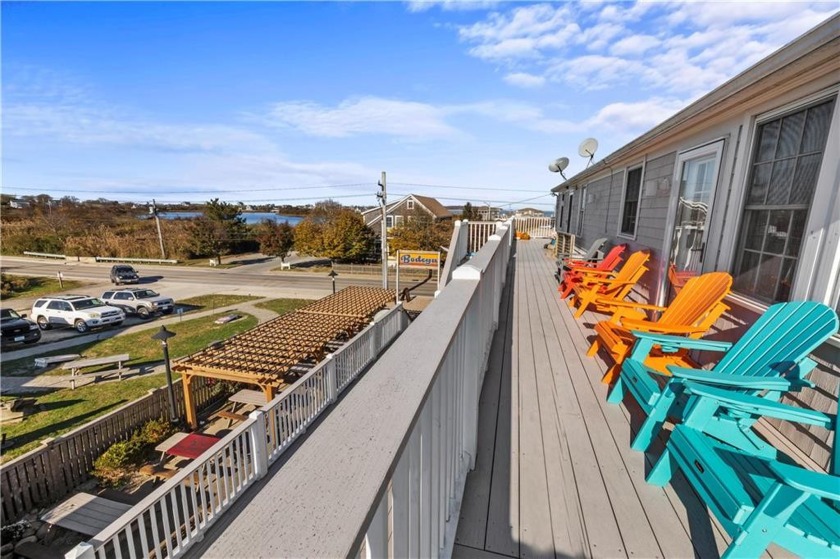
390, 182, 545, 193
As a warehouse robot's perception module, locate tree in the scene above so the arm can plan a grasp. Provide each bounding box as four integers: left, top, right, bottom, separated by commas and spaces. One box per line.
460, 202, 480, 221
255, 220, 295, 262
294, 200, 376, 263
187, 198, 247, 262
388, 209, 454, 254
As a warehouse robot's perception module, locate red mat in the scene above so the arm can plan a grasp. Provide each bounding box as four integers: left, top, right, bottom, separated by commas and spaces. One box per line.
166, 433, 220, 459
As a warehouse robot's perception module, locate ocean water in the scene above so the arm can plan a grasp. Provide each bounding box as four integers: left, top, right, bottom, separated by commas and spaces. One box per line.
158, 211, 302, 226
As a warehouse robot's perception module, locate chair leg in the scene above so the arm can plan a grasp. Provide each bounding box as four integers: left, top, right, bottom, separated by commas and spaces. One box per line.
606, 376, 624, 404
646, 447, 676, 487
586, 338, 600, 357
601, 363, 620, 385
630, 402, 669, 451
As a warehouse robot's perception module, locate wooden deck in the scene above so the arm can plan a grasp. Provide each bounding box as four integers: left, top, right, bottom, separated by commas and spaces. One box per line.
454, 241, 741, 559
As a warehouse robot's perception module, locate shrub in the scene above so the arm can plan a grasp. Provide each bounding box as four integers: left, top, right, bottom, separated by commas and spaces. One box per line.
92, 418, 174, 487
139, 418, 174, 445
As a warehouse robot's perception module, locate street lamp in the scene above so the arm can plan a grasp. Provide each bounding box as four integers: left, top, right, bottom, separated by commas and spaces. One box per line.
328, 269, 338, 294
151, 326, 179, 424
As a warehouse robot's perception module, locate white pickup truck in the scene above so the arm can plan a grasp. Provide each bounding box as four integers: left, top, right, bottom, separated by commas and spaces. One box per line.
100, 288, 175, 319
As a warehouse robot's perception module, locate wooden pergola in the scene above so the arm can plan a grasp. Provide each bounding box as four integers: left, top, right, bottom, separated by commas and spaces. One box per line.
174, 286, 394, 428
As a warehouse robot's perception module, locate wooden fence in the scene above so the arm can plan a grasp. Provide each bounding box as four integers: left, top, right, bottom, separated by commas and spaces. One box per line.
0, 376, 223, 524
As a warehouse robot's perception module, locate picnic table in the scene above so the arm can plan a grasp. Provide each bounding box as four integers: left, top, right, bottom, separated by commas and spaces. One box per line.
154, 432, 190, 463
40, 492, 131, 536
214, 389, 266, 426
165, 433, 220, 460
62, 354, 130, 389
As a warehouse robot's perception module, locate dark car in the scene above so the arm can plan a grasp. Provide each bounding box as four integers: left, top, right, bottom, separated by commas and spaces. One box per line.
110, 265, 140, 285
1, 309, 41, 348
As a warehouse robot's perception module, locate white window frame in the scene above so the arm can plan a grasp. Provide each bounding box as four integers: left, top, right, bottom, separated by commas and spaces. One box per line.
576, 187, 586, 237
406, 199, 415, 210
618, 164, 644, 239
721, 88, 840, 307
385, 216, 393, 229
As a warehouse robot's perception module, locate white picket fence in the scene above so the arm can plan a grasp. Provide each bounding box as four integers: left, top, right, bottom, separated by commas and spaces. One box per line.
67, 305, 407, 559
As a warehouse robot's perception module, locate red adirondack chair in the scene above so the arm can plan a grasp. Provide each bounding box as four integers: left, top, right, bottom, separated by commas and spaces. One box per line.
558, 244, 626, 299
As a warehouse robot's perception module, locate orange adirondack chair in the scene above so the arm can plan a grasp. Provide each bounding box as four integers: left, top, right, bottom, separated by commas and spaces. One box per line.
667, 263, 697, 294
569, 251, 650, 318
587, 271, 732, 384
558, 244, 626, 299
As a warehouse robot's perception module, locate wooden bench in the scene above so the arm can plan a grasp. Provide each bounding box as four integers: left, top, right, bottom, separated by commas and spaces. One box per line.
62, 354, 130, 389
216, 410, 249, 428
279, 261, 291, 270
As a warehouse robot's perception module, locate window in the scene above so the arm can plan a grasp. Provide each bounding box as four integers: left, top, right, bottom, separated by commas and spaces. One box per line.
577, 187, 586, 236
385, 216, 393, 229
733, 97, 836, 303
620, 167, 643, 237
115, 292, 132, 300
407, 200, 415, 210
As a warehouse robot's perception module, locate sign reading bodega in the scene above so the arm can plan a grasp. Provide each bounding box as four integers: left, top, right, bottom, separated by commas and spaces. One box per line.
399, 251, 440, 268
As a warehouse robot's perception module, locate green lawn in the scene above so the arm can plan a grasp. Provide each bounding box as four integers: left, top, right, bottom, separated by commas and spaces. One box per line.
253, 298, 312, 316
177, 294, 262, 312
1, 312, 259, 377
1, 274, 87, 300
0, 373, 171, 462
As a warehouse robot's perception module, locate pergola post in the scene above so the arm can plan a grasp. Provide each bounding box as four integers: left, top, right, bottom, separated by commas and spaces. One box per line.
262, 384, 276, 402
183, 373, 198, 430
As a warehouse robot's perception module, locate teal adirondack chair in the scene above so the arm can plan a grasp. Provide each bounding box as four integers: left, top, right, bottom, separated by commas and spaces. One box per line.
646, 382, 840, 559
607, 301, 839, 452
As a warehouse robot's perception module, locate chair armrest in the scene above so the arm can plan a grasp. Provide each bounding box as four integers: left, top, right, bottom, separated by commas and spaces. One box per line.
681, 382, 834, 428
572, 268, 615, 277
668, 367, 795, 390
606, 300, 667, 312
767, 462, 840, 501
621, 319, 706, 335
629, 331, 732, 352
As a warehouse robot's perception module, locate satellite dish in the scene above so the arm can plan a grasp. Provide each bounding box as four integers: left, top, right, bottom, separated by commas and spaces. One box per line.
579, 138, 598, 158
547, 157, 569, 173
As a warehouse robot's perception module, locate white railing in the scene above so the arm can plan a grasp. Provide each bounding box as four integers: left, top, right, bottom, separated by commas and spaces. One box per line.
439, 220, 469, 289
94, 256, 179, 264
183, 223, 514, 558
22, 251, 66, 259
467, 221, 501, 254
67, 305, 408, 559
359, 224, 513, 558
513, 216, 555, 238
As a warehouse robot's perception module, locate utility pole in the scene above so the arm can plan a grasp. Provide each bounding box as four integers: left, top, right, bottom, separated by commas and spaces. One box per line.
151, 199, 167, 259
377, 172, 388, 289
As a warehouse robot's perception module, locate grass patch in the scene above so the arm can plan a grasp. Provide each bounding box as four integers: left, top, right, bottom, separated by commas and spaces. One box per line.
253, 298, 312, 316
177, 294, 262, 312
179, 258, 239, 269
1, 312, 259, 376
0, 373, 171, 462
1, 274, 87, 300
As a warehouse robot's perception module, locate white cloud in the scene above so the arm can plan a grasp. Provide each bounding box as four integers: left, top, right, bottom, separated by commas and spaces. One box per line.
455, 1, 839, 94
406, 0, 502, 12
585, 98, 688, 132
503, 72, 546, 88
264, 97, 460, 139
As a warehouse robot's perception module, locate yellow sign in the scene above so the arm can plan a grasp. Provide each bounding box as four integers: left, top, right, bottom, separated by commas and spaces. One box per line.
398, 251, 440, 269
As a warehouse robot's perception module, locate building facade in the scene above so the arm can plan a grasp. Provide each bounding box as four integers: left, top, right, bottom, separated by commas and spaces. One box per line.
361, 193, 453, 231
553, 15, 840, 469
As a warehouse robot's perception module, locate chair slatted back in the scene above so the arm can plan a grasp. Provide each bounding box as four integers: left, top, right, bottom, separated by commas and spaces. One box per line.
659, 272, 732, 328
716, 301, 839, 383
611, 251, 650, 285
594, 244, 626, 272
580, 237, 608, 261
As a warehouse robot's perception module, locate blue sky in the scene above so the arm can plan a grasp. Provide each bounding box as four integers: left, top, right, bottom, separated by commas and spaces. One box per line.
3, 1, 838, 211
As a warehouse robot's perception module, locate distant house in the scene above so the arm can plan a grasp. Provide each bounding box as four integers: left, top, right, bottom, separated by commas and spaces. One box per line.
361, 194, 453, 231
515, 207, 544, 217
476, 206, 503, 221
8, 199, 28, 209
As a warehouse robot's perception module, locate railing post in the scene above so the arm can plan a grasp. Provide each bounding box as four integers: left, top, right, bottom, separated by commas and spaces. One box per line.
65, 542, 95, 559
248, 411, 269, 479
364, 492, 389, 559
325, 354, 337, 402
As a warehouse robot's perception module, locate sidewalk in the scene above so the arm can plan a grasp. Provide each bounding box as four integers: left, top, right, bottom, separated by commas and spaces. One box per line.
1, 298, 282, 393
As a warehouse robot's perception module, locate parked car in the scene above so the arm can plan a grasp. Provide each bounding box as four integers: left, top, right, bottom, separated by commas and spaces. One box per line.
110, 264, 140, 285
31, 295, 125, 333
0, 308, 41, 348
101, 288, 175, 318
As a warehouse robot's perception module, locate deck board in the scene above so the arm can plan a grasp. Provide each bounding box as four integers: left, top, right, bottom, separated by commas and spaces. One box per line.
455, 241, 733, 558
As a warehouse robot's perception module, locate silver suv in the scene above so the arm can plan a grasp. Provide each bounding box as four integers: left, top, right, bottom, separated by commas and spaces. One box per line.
101, 288, 175, 319
31, 295, 125, 333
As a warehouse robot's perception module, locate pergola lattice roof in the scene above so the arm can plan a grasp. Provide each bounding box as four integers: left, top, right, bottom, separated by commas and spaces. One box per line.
174, 286, 394, 386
